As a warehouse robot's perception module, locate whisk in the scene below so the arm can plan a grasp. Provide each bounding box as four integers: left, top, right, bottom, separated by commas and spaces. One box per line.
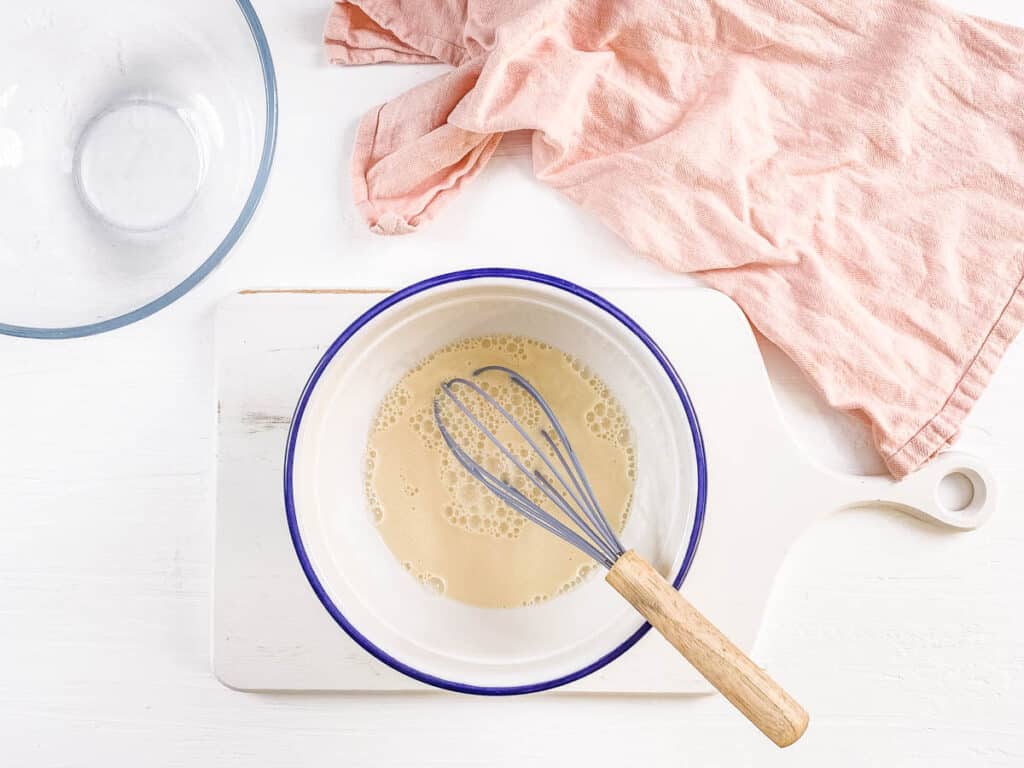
435, 365, 809, 748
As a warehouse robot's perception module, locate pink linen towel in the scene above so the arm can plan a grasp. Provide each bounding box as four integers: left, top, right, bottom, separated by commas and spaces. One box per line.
325, 0, 1024, 478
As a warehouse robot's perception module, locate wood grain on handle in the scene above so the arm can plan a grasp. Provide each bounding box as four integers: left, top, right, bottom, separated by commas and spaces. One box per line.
606, 550, 809, 747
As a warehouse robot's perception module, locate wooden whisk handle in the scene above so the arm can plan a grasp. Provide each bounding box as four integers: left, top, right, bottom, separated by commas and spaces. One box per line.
606, 550, 809, 747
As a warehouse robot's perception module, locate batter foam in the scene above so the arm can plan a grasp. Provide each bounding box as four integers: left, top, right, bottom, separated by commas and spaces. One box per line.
365, 334, 635, 608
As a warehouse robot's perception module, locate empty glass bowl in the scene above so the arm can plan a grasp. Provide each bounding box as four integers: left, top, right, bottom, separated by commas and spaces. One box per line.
0, 0, 277, 338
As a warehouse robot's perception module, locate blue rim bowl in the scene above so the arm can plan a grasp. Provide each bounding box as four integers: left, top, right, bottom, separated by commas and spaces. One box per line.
284, 268, 708, 694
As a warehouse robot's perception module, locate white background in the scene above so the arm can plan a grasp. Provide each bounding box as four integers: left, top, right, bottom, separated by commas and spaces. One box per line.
2, 0, 1022, 764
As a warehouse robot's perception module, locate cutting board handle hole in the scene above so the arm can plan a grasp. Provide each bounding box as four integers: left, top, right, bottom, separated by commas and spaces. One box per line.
937, 471, 976, 513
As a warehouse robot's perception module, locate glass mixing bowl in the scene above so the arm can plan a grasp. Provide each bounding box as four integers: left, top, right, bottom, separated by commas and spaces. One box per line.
0, 0, 277, 338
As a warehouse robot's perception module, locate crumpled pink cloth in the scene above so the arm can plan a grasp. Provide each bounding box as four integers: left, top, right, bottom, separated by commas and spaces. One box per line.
325, 0, 1024, 478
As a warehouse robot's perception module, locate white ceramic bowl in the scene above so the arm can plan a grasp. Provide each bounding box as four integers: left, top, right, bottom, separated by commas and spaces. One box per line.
0, 0, 277, 338
285, 270, 707, 694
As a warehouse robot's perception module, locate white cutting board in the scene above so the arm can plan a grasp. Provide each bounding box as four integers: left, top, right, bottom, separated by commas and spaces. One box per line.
212, 287, 995, 694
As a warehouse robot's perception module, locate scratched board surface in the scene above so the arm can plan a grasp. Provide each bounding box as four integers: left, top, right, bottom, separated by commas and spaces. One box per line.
214, 289, 729, 693
212, 287, 998, 696
213, 287, 804, 694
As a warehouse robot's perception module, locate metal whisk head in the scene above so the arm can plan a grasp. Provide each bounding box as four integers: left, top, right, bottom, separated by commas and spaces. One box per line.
433, 365, 626, 569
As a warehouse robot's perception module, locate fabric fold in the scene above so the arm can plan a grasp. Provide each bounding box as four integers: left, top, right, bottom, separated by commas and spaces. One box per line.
325, 0, 1024, 477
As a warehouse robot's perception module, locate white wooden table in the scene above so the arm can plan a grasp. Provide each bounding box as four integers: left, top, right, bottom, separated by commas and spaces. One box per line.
2, 1, 1022, 764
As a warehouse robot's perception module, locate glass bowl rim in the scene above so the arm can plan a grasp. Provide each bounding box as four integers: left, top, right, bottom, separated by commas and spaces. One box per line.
0, 0, 279, 340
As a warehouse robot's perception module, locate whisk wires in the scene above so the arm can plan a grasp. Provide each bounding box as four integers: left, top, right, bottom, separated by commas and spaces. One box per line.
433, 365, 626, 569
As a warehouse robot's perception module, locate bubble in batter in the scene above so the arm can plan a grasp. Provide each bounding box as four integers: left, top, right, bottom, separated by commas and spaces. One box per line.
365, 334, 636, 608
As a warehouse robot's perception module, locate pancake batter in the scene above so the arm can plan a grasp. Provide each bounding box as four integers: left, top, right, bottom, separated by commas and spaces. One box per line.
365, 334, 635, 608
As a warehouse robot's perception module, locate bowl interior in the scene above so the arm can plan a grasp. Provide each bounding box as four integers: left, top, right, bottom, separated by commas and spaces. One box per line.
289, 277, 702, 690
0, 0, 274, 337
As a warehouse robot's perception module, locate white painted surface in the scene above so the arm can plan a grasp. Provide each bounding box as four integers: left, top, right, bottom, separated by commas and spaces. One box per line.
2, 0, 1023, 764
214, 288, 994, 695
